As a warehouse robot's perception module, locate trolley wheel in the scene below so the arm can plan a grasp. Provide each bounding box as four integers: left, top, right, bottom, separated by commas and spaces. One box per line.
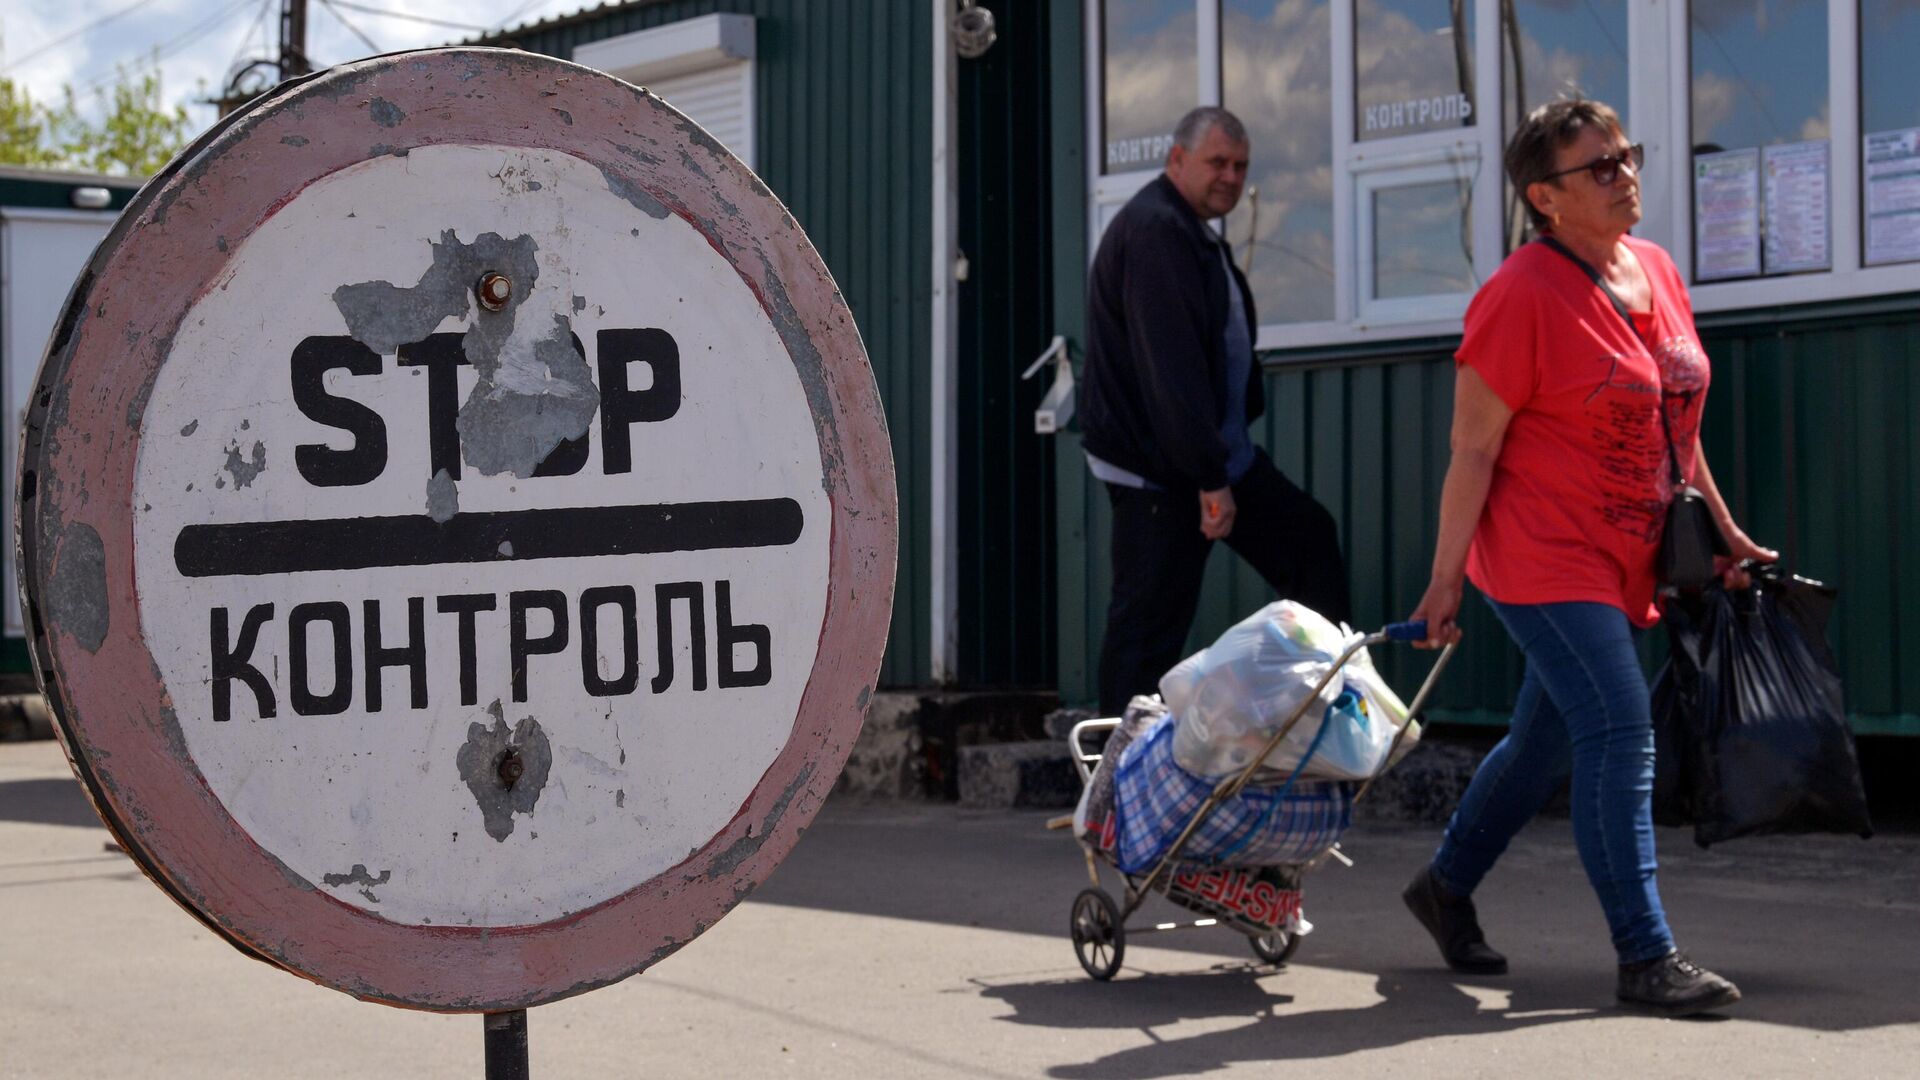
1249, 927, 1301, 966
1070, 888, 1126, 981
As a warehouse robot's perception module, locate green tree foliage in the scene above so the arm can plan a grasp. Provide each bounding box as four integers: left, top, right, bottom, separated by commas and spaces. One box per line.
54, 65, 193, 176
0, 76, 65, 168
0, 57, 193, 177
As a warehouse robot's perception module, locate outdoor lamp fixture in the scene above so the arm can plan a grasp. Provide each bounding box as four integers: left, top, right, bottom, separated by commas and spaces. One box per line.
953, 1, 997, 59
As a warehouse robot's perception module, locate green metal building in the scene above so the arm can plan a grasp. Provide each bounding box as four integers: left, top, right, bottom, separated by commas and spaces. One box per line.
489, 1, 1917, 738
3, 2, 1914, 735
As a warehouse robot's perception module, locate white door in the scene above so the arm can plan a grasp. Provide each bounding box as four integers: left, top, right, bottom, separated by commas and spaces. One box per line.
1, 208, 119, 638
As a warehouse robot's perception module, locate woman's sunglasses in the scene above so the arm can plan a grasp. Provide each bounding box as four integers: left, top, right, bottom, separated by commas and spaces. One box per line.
1540, 143, 1645, 187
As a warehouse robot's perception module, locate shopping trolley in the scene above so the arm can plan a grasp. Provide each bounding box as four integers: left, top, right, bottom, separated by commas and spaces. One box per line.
1057, 620, 1456, 980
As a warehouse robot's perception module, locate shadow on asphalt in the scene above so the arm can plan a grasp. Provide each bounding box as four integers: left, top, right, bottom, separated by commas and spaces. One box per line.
14, 767, 1917, 1055
972, 965, 1645, 1077
0, 777, 105, 829
758, 800, 1920, 1049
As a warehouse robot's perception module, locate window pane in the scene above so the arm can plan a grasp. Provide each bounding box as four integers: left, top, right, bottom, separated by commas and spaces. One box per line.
1500, 0, 1630, 249
1356, 0, 1478, 142
1690, 0, 1830, 279
1103, 0, 1197, 174
1374, 181, 1476, 298
1862, 0, 1920, 265
1223, 0, 1335, 325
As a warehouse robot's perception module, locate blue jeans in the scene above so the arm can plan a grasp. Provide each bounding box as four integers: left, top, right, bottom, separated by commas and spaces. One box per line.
1431, 599, 1675, 964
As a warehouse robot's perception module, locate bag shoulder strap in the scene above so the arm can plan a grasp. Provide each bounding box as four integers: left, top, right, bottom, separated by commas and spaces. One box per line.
1537, 236, 1684, 486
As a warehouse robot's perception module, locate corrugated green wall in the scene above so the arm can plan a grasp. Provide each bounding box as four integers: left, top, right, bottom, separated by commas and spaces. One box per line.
500, 1, 934, 686
1696, 298, 1920, 736
1056, 297, 1920, 737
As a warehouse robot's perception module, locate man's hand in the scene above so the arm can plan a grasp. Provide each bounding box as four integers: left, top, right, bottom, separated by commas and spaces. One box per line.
1200, 486, 1236, 540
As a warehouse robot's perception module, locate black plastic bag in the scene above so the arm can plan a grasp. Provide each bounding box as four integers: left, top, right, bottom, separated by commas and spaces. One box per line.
1651, 567, 1872, 847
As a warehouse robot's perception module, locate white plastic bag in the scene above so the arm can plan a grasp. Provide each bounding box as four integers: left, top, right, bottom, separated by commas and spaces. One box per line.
1162, 601, 1351, 779
1162, 600, 1421, 781
1344, 647, 1423, 770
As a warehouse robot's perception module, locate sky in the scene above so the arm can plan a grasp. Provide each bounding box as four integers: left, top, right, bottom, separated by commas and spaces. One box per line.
1, 0, 590, 126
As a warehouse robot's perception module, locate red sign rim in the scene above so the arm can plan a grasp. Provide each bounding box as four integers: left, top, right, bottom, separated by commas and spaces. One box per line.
17, 47, 896, 1011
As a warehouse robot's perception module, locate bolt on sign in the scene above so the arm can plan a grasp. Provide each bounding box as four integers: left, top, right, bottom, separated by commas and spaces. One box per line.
17, 48, 896, 1011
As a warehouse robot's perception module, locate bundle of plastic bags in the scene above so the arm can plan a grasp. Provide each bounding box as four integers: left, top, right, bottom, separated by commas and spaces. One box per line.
1160, 601, 1418, 781
1652, 569, 1872, 847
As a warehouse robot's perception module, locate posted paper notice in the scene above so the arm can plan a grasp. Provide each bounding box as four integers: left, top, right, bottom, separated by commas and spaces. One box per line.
1695, 149, 1761, 280
1762, 140, 1830, 274
1865, 128, 1920, 266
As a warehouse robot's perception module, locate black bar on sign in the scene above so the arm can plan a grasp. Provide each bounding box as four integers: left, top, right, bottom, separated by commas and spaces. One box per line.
173, 499, 804, 578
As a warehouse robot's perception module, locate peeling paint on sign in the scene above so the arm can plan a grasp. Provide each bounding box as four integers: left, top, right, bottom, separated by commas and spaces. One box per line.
454, 311, 599, 478
48, 523, 108, 653
332, 229, 537, 355
222, 440, 267, 488
322, 864, 391, 888
456, 703, 553, 841
426, 468, 459, 522
596, 165, 671, 220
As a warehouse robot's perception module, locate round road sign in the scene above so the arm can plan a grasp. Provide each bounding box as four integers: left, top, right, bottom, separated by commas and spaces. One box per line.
17, 48, 896, 1010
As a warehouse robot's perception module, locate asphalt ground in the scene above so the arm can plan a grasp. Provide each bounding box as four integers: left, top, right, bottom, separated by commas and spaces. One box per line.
4, 737, 1918, 1079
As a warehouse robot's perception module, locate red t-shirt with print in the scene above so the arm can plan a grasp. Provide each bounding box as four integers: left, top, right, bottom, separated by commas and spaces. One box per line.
1456, 236, 1709, 627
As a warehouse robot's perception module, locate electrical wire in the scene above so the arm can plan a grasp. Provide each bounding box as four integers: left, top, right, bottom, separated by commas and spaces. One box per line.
223, 0, 279, 85
491, 0, 569, 34
317, 0, 382, 54
71, 0, 258, 98
0, 0, 167, 74
1692, 17, 1788, 143
1580, 0, 1628, 64
323, 1, 489, 33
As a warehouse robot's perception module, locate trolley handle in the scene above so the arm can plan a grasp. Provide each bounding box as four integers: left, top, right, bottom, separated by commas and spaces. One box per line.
1380, 620, 1428, 643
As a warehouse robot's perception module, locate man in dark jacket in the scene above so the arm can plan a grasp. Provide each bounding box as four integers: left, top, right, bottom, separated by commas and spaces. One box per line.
1081, 106, 1349, 715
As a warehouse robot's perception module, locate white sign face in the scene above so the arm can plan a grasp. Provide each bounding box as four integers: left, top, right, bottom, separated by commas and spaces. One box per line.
1762, 139, 1831, 275
132, 145, 829, 927
1694, 148, 1762, 281
1866, 127, 1920, 266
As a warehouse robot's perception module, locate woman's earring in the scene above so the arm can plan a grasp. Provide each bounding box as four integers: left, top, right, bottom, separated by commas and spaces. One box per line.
1551, 212, 1562, 229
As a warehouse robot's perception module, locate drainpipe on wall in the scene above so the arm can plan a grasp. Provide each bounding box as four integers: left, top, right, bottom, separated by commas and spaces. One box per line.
930, 0, 960, 685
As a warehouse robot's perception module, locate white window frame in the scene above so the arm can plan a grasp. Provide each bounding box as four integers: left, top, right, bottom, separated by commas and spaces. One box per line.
1352, 148, 1483, 326
1085, 1, 1221, 263
571, 13, 757, 168
1083, 0, 1920, 354
1669, 0, 1915, 311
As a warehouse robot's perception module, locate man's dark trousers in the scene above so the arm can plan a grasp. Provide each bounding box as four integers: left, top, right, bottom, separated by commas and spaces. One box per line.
1096, 447, 1350, 716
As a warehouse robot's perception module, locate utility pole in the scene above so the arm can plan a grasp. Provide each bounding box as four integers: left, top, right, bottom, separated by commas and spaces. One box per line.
280, 0, 310, 79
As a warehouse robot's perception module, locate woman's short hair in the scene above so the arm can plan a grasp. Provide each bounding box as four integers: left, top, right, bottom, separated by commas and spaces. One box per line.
1505, 98, 1623, 232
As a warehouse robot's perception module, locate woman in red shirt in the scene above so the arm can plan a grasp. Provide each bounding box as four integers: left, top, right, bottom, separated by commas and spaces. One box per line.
1401, 100, 1773, 1016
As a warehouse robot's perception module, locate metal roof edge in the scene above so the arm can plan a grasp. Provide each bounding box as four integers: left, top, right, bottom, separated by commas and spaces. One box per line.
0, 164, 145, 189
459, 0, 672, 48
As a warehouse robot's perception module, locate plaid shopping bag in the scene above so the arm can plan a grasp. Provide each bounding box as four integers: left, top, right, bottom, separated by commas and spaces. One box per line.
1112, 715, 1353, 874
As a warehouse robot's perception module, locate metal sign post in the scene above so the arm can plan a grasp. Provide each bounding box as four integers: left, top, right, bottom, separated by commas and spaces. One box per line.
484, 1011, 529, 1079
18, 47, 896, 1068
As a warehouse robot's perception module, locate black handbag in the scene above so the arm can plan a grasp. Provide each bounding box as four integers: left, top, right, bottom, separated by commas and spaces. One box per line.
1540, 238, 1726, 589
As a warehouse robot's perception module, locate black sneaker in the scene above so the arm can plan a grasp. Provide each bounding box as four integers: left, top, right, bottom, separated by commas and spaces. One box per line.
1402, 866, 1508, 975
1617, 951, 1741, 1016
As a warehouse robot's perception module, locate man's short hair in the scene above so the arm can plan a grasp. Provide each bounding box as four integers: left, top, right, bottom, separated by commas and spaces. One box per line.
1173, 106, 1248, 151
1505, 97, 1625, 232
